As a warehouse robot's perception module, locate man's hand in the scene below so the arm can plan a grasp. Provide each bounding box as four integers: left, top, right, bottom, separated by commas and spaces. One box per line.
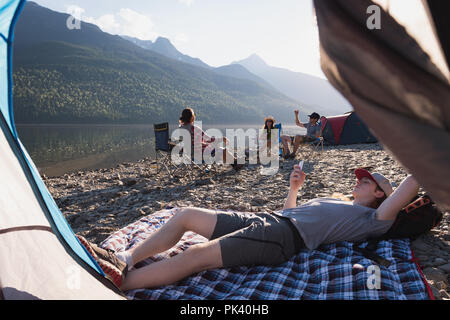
290, 165, 306, 191
294, 110, 303, 127
283, 165, 306, 210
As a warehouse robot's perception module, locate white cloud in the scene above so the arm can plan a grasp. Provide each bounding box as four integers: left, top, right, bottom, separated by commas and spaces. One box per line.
178, 0, 195, 7
79, 7, 158, 41
65, 5, 84, 17
117, 8, 158, 40
84, 14, 121, 34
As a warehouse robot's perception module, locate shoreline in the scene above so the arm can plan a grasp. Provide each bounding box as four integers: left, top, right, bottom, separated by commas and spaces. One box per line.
42, 143, 449, 299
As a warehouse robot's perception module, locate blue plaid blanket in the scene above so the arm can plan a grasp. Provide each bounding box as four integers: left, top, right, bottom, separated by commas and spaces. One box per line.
100, 208, 431, 300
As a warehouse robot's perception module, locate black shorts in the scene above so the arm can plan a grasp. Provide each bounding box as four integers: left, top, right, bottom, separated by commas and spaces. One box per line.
290, 135, 316, 143
287, 135, 317, 144
210, 211, 305, 268
302, 136, 317, 142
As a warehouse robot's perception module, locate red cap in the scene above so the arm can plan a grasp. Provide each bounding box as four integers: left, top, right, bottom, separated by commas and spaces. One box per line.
354, 168, 393, 197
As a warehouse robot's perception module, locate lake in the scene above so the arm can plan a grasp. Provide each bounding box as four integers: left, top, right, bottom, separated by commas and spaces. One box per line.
16, 123, 306, 177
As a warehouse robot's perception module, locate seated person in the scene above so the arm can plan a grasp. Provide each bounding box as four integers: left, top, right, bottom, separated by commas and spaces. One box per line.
281, 110, 322, 159
77, 165, 420, 291
258, 115, 277, 157
244, 116, 281, 163
178, 107, 243, 170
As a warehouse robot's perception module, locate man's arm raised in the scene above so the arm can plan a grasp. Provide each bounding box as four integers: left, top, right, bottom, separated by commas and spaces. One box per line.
283, 165, 306, 210
375, 175, 420, 221
294, 110, 305, 128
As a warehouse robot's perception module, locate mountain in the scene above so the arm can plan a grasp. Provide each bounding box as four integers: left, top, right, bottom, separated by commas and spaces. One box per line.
233, 54, 352, 116
12, 2, 305, 124
14, 2, 132, 52
213, 64, 272, 88
120, 36, 312, 111
121, 35, 212, 70
122, 35, 281, 94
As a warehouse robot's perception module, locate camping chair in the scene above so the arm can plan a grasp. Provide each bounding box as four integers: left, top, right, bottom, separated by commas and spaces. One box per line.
187, 144, 219, 177
296, 119, 325, 163
154, 122, 196, 179
154, 122, 177, 177
274, 123, 283, 157
154, 123, 217, 179
298, 136, 324, 162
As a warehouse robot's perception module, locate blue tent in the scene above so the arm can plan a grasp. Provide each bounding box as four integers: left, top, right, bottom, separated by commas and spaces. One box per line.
0, 0, 123, 299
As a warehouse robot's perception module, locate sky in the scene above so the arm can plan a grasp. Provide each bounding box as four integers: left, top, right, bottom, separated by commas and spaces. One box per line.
33, 0, 326, 78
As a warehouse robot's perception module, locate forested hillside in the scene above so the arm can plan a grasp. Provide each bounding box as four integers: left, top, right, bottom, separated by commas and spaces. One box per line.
13, 2, 304, 124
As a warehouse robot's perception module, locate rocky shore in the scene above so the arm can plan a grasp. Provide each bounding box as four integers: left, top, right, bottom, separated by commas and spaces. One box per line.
42, 143, 449, 300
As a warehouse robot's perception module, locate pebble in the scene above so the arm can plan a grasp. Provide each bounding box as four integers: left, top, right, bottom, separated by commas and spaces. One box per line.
439, 263, 450, 273
439, 290, 450, 299
42, 143, 449, 300
423, 267, 447, 283
434, 258, 447, 266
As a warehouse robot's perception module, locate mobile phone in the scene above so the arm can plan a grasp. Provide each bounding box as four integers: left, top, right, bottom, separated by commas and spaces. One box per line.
298, 160, 304, 170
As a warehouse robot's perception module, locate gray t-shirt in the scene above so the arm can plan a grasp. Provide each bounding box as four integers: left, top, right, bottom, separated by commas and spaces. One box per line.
273, 198, 394, 250
303, 122, 321, 138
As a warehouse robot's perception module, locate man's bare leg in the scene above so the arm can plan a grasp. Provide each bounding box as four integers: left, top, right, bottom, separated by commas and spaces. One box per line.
280, 136, 291, 156
120, 239, 222, 290
129, 207, 218, 265
118, 207, 221, 290
291, 135, 304, 155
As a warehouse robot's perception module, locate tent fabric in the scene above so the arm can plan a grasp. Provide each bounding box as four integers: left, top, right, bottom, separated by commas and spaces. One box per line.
313, 0, 450, 210
324, 114, 349, 145
321, 112, 377, 145
0, 114, 124, 299
101, 208, 431, 300
3, 0, 103, 275
425, 1, 450, 75
339, 112, 377, 145
0, 0, 21, 134
0, 229, 124, 299
0, 0, 124, 299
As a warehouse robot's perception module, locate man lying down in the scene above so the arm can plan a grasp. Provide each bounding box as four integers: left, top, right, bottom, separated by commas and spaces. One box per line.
77, 165, 420, 291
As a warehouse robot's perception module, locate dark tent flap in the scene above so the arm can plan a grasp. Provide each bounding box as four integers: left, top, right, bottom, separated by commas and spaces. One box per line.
339, 112, 377, 145
313, 0, 450, 209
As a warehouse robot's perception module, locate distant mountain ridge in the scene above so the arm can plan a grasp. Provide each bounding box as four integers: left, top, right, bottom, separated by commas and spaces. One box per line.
233, 54, 352, 116
121, 35, 212, 70
12, 2, 306, 124
213, 64, 273, 89
121, 36, 277, 90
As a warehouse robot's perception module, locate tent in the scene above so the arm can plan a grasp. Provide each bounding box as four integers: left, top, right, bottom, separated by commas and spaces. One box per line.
314, 0, 450, 210
0, 0, 124, 299
321, 112, 377, 145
